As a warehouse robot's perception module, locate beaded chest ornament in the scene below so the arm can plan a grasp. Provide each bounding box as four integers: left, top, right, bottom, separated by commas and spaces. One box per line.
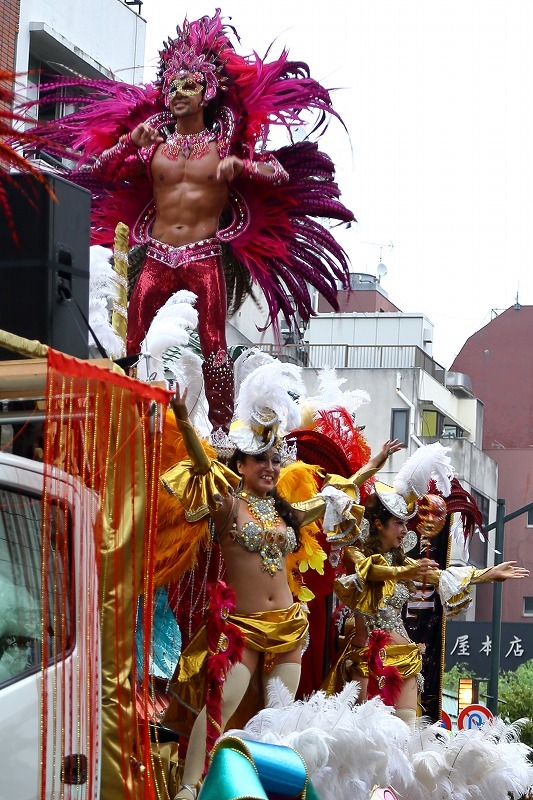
161, 128, 216, 160
237, 491, 292, 576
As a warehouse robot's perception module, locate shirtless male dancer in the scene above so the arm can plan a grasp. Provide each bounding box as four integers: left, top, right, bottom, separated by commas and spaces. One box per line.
94, 69, 287, 432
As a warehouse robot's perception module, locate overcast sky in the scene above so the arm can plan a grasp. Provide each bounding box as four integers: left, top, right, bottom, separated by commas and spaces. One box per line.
139, 0, 532, 367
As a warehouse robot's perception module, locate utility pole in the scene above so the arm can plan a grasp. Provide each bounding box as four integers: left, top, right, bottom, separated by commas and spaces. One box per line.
486, 498, 505, 714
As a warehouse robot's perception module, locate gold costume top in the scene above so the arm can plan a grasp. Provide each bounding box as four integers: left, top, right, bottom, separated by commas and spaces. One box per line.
334, 547, 492, 636
161, 418, 370, 547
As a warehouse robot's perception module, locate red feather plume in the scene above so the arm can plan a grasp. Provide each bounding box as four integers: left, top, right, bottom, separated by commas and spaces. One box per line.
366, 630, 403, 707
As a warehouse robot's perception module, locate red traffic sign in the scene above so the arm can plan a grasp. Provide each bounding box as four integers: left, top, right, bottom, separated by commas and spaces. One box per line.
457, 704, 493, 730
440, 711, 452, 730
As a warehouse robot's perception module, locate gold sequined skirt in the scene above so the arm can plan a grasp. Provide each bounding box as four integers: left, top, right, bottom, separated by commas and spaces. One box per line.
323, 631, 422, 695
164, 603, 308, 736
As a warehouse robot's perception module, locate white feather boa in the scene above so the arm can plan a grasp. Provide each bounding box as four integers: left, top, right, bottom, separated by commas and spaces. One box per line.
224, 680, 533, 800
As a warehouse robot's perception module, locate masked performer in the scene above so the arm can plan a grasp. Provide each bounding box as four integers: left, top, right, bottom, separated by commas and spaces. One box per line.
21, 11, 355, 432
325, 445, 529, 728
159, 361, 400, 800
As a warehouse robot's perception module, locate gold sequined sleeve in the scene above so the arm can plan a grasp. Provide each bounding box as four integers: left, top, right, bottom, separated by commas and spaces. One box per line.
160, 419, 239, 521
334, 551, 418, 613
291, 472, 366, 547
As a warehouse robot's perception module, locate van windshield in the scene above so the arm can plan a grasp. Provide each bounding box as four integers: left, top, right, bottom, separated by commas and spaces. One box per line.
0, 487, 72, 686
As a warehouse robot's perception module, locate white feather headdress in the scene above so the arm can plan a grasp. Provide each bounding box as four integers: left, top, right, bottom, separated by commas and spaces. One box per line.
393, 443, 454, 500
233, 347, 275, 389
368, 443, 454, 522
229, 361, 305, 454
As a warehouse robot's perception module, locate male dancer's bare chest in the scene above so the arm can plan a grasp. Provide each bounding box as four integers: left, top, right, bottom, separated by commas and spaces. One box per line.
151, 142, 222, 188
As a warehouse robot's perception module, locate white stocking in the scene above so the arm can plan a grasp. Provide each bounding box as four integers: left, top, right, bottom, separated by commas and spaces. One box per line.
176, 662, 252, 798
263, 662, 301, 706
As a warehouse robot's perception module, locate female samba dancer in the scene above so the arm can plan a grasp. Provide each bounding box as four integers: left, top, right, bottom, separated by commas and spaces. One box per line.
328, 486, 529, 727
162, 383, 400, 799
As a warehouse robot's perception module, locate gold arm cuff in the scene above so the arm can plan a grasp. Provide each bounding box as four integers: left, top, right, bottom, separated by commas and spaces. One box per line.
291, 495, 326, 526
471, 567, 493, 583
174, 417, 212, 473
349, 465, 379, 487
161, 459, 239, 521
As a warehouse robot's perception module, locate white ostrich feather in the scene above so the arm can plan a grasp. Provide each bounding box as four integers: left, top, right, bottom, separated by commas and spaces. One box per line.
393, 442, 454, 499
88, 305, 124, 358
306, 367, 371, 416
138, 290, 198, 377
283, 728, 332, 772
405, 716, 533, 800
143, 291, 199, 355
149, 292, 198, 326
233, 683, 413, 800
145, 325, 190, 356
89, 245, 117, 293
133, 292, 199, 385
88, 245, 125, 357
232, 685, 533, 800
240, 682, 533, 800
233, 347, 275, 390
164, 349, 211, 434
235, 361, 305, 434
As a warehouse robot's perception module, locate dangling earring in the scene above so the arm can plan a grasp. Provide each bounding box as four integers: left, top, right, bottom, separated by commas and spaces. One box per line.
237, 477, 243, 492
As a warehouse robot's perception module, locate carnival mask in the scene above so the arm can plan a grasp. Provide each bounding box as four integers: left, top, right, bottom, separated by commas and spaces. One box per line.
416, 493, 447, 538
168, 72, 205, 98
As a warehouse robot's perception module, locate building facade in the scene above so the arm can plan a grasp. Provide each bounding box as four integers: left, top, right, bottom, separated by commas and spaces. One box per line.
452, 304, 533, 624
2, 0, 145, 114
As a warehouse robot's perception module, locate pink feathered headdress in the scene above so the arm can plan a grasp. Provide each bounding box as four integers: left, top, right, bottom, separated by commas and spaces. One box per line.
157, 9, 235, 104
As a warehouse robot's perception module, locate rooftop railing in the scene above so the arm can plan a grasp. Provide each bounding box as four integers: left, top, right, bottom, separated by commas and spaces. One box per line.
253, 343, 446, 384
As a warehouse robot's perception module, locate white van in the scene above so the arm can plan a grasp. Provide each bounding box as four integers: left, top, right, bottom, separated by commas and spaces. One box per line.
0, 453, 101, 800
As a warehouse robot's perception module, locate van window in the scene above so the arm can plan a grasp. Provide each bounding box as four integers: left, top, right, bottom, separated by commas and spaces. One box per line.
0, 487, 72, 686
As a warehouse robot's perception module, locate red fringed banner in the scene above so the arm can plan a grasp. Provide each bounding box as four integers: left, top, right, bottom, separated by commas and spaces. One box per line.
40, 349, 170, 800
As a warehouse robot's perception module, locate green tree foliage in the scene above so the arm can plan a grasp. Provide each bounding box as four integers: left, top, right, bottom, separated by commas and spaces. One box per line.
442, 662, 475, 693
443, 660, 533, 752
498, 659, 533, 751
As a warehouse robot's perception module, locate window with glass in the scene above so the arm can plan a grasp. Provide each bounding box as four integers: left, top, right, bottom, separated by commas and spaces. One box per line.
421, 409, 443, 438
0, 487, 72, 687
523, 597, 533, 616
391, 409, 409, 445
468, 489, 489, 568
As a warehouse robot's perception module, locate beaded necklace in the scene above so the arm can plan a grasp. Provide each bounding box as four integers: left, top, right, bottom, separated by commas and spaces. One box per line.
161, 128, 215, 160
238, 491, 280, 530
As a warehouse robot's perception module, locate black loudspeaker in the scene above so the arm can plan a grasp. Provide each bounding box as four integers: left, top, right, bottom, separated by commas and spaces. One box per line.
0, 172, 91, 360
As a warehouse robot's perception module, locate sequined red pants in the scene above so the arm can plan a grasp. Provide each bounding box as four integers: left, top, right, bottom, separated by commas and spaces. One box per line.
127, 237, 234, 431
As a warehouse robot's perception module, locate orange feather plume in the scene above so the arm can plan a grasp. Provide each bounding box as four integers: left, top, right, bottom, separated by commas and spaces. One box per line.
154, 410, 218, 587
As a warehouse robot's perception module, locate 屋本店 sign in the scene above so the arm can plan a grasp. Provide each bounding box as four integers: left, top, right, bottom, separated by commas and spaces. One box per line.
446, 621, 531, 677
